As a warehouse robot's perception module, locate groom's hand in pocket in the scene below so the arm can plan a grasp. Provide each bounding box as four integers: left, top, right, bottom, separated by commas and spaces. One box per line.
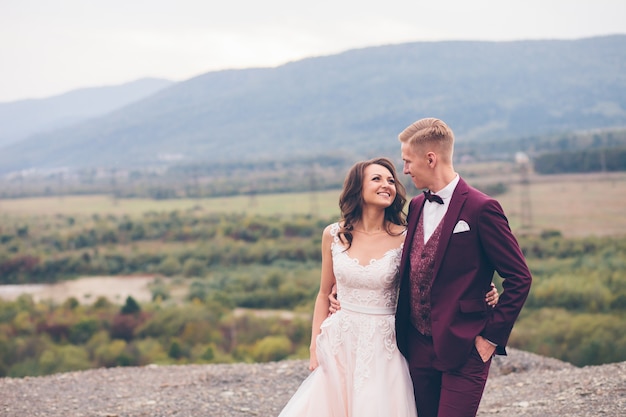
475, 335, 496, 362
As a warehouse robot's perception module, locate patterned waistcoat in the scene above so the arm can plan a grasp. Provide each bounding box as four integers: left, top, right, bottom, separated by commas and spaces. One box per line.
409, 214, 444, 336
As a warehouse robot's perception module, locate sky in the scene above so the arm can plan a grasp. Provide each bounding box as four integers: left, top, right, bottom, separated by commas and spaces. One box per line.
1, 0, 625, 103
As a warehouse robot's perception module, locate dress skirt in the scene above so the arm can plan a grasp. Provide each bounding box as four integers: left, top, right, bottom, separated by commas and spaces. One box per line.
277, 303, 417, 417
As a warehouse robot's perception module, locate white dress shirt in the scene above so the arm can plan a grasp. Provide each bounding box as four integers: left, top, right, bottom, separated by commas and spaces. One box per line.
423, 174, 460, 244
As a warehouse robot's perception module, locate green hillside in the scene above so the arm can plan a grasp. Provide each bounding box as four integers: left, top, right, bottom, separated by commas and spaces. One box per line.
1, 35, 625, 173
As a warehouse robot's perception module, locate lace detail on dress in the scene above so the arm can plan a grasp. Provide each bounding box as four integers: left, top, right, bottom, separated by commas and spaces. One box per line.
277, 225, 417, 417
326, 222, 404, 392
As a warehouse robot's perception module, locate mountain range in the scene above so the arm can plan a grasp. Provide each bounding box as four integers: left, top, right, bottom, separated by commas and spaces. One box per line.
0, 78, 174, 149
0, 35, 625, 174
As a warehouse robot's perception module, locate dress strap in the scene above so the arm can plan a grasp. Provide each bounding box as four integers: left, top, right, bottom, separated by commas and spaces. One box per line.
329, 222, 341, 243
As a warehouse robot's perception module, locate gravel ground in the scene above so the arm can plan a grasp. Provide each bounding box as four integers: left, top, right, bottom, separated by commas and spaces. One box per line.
1, 348, 624, 417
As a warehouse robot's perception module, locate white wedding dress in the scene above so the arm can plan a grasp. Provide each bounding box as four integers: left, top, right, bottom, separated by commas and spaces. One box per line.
278, 223, 417, 417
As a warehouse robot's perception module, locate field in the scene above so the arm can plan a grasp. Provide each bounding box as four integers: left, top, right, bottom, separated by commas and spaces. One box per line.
5, 163, 620, 303
487, 171, 626, 237
1, 170, 625, 374
0, 190, 342, 219
1, 171, 625, 238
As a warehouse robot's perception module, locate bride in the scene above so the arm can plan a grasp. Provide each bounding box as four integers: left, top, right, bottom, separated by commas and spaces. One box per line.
278, 157, 498, 416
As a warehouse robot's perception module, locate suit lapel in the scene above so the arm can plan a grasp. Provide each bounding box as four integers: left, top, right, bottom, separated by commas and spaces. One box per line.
432, 178, 469, 279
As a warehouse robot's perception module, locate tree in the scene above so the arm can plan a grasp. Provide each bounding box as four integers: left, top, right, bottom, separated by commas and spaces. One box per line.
121, 296, 141, 315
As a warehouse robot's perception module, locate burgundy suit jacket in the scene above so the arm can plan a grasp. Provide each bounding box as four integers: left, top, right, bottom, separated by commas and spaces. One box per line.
395, 177, 532, 370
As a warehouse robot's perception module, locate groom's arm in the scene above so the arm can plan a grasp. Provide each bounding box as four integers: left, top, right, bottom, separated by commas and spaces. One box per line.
479, 199, 532, 351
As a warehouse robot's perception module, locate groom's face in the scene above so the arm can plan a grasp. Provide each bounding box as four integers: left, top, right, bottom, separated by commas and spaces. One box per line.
401, 142, 429, 190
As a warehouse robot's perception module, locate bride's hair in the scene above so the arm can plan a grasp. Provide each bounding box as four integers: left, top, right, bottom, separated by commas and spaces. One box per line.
338, 157, 407, 249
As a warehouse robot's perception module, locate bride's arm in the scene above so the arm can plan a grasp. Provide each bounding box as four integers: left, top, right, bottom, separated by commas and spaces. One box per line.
309, 225, 336, 371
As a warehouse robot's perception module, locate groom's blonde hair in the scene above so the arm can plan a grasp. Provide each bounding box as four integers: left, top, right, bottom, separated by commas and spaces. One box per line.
398, 118, 454, 164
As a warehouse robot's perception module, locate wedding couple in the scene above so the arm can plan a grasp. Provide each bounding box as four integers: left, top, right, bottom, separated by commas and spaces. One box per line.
278, 117, 532, 417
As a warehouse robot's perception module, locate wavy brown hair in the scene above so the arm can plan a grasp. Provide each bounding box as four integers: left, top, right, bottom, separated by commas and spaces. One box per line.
338, 157, 407, 249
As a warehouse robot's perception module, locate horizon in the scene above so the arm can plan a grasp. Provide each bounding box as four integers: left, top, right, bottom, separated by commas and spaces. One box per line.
1, 0, 625, 103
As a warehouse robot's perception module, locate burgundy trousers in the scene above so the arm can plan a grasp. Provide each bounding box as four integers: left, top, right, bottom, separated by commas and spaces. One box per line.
406, 326, 491, 417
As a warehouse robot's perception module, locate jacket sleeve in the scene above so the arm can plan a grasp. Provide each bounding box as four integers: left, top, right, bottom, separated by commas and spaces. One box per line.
478, 198, 532, 351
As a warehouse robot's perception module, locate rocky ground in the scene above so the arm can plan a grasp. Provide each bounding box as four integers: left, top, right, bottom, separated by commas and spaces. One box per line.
1, 348, 624, 417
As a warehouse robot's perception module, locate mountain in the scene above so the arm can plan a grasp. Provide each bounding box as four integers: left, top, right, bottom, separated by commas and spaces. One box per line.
0, 36, 625, 173
0, 78, 174, 147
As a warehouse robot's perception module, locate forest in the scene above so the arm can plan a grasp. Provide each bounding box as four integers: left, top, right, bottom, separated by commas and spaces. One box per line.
1, 129, 625, 200
1, 208, 625, 377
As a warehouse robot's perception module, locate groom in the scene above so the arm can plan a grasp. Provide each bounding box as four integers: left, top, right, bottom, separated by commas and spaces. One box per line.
395, 117, 532, 417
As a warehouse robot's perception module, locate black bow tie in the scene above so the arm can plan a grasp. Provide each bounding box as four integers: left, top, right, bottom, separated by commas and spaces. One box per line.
423, 190, 444, 204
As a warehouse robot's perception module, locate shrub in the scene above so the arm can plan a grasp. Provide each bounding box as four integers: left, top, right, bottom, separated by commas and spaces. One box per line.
182, 258, 207, 278
251, 335, 292, 362
69, 319, 100, 345
157, 256, 181, 276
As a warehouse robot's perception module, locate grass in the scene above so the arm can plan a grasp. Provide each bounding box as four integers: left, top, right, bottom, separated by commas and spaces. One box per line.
494, 171, 626, 237
0, 191, 342, 219
1, 171, 625, 238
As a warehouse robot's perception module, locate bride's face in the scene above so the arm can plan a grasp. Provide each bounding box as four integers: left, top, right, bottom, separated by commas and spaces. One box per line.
361, 164, 397, 209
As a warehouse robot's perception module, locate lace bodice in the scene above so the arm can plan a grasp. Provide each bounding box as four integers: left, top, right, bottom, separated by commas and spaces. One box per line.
330, 222, 403, 311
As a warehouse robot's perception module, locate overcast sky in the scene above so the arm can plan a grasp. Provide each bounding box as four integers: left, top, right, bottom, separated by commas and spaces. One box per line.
1, 0, 625, 102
